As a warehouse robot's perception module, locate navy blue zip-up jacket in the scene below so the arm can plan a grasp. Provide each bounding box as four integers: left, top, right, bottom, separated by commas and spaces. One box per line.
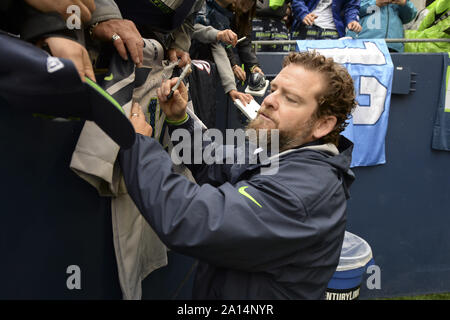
291, 0, 360, 37
119, 117, 355, 299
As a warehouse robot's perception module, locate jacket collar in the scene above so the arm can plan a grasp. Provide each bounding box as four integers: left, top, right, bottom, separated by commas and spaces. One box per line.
230, 137, 346, 183
256, 139, 338, 166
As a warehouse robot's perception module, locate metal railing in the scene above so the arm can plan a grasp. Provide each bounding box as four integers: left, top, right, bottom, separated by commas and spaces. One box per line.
251, 38, 450, 52
252, 38, 450, 45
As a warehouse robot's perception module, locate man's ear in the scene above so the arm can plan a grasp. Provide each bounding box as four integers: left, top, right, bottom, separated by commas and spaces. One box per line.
312, 115, 337, 140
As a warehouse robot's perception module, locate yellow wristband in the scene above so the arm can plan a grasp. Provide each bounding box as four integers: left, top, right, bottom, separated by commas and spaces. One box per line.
165, 113, 189, 125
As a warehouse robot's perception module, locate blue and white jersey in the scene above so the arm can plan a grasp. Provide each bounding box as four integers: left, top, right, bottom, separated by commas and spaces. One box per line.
296, 39, 394, 167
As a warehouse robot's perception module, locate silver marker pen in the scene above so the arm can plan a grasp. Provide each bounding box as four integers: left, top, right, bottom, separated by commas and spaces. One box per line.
167, 63, 192, 100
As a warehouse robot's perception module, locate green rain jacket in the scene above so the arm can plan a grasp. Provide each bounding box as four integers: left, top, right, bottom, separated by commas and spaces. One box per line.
405, 0, 450, 53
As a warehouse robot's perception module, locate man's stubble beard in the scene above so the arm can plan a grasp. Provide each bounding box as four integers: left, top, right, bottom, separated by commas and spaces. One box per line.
245, 115, 316, 153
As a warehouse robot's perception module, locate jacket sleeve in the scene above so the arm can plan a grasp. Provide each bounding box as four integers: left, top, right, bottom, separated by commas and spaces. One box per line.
168, 0, 205, 51
358, 0, 376, 19
291, 0, 310, 25
167, 117, 233, 186
211, 43, 237, 94
20, 4, 77, 42
119, 133, 318, 272
236, 36, 260, 70
343, 0, 361, 26
226, 45, 241, 67
168, 23, 194, 52
397, 0, 418, 24
89, 0, 123, 24
192, 23, 219, 43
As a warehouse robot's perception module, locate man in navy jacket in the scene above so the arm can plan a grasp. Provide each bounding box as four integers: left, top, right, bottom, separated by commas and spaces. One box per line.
291, 0, 362, 39
119, 51, 357, 299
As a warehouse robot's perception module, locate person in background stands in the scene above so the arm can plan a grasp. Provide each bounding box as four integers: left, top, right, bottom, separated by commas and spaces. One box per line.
346, 0, 417, 52
291, 0, 362, 40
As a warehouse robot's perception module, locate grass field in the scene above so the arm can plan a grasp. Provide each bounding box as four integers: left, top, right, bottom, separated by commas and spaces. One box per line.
378, 293, 450, 300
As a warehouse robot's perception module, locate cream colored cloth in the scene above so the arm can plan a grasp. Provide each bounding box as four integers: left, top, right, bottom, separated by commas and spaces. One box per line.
70, 39, 196, 300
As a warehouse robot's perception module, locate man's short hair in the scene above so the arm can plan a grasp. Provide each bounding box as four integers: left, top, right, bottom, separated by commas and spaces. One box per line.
282, 51, 357, 146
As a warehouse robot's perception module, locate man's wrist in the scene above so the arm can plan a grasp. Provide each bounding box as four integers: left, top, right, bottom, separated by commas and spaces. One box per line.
165, 113, 189, 125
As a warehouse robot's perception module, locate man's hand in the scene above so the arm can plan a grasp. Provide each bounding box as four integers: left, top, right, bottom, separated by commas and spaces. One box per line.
251, 66, 264, 75
92, 19, 144, 66
156, 78, 189, 122
130, 102, 152, 136
233, 65, 246, 82
217, 29, 237, 46
347, 21, 362, 33
302, 13, 318, 26
42, 37, 95, 82
25, 0, 95, 23
228, 89, 253, 106
167, 48, 191, 68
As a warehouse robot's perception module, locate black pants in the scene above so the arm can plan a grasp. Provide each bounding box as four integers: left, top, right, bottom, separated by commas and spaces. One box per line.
291, 24, 339, 40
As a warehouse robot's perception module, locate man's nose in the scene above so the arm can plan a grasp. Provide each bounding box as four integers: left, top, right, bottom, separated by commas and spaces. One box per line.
262, 91, 279, 111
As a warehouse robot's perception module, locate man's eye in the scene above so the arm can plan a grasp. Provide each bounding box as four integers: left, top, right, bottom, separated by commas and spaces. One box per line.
286, 96, 296, 103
